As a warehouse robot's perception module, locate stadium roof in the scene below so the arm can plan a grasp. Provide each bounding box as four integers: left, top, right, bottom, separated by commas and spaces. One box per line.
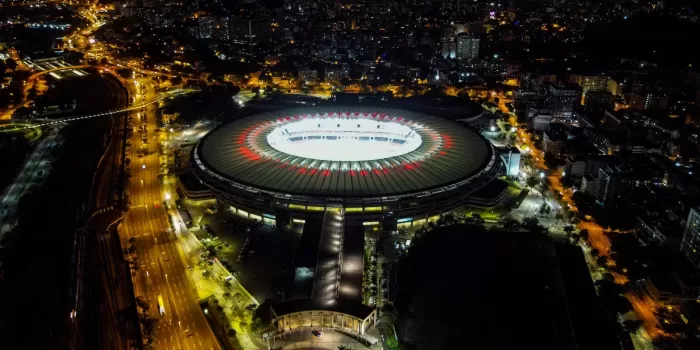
196, 107, 491, 198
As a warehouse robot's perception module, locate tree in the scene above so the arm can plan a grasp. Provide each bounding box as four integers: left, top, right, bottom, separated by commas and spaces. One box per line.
227, 328, 237, 337
468, 213, 485, 226
5, 58, 18, 71
386, 336, 401, 350
136, 296, 150, 311
380, 305, 398, 325
502, 218, 522, 231
579, 229, 589, 241
526, 177, 538, 188
522, 217, 547, 236
590, 248, 599, 257
596, 256, 609, 267
623, 319, 644, 334
596, 279, 633, 315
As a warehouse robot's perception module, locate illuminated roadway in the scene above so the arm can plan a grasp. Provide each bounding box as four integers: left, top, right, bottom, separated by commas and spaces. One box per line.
119, 80, 220, 350
0, 88, 193, 132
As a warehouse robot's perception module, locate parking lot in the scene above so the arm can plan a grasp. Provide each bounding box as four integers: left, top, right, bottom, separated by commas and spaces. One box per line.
187, 203, 301, 302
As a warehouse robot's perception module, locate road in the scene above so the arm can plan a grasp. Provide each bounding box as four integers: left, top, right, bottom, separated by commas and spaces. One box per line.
118, 79, 220, 350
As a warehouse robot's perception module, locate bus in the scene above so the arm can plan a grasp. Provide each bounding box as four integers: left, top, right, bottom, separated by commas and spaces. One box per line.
157, 295, 166, 315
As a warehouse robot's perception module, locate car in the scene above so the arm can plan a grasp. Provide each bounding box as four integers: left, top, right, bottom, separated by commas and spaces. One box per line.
311, 330, 322, 338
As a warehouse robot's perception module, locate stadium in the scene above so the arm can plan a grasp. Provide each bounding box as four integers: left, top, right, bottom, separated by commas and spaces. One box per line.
190, 106, 499, 228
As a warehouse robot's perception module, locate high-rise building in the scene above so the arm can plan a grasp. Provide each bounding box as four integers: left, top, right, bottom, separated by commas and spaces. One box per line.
455, 34, 479, 61
583, 91, 614, 112
546, 83, 581, 120
681, 207, 700, 269
217, 16, 231, 41
595, 165, 636, 207
570, 74, 608, 94
230, 16, 271, 45
198, 15, 216, 39
629, 91, 669, 110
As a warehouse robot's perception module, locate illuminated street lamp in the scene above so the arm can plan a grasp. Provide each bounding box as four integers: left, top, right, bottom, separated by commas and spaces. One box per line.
539, 172, 545, 179
142, 164, 146, 169
165, 193, 171, 201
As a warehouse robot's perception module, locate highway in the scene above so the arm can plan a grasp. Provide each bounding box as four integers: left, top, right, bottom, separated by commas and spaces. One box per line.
119, 79, 220, 350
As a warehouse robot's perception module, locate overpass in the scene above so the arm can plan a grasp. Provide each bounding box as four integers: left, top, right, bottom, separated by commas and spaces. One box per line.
0, 89, 195, 132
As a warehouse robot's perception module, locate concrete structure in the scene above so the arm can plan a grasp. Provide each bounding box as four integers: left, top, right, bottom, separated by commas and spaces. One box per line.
629, 91, 669, 110
271, 301, 377, 336
270, 212, 378, 345
230, 15, 271, 45
581, 174, 597, 195
565, 155, 586, 178
636, 215, 671, 246
456, 34, 479, 61
197, 15, 216, 39
542, 129, 567, 156
681, 207, 700, 269
546, 83, 581, 120
190, 107, 499, 228
640, 275, 683, 306
595, 165, 637, 207
583, 91, 614, 112
498, 147, 521, 176
529, 113, 552, 131
569, 74, 608, 95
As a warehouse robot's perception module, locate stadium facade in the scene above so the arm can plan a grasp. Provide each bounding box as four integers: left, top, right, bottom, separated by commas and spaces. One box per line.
190, 107, 499, 228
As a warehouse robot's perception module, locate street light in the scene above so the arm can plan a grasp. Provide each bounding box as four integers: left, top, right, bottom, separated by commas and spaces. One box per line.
539, 172, 545, 179
165, 193, 171, 200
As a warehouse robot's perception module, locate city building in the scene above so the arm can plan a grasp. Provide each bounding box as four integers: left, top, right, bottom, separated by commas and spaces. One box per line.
198, 15, 216, 39
583, 91, 615, 112
564, 155, 586, 178
570, 74, 608, 95
581, 174, 597, 195
230, 15, 271, 45
546, 83, 581, 120
298, 68, 319, 84
595, 165, 637, 207
455, 34, 479, 61
542, 125, 571, 156
629, 91, 669, 110
681, 207, 700, 269
216, 16, 231, 41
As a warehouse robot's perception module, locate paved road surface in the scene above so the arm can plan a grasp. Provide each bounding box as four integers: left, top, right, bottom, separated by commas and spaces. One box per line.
119, 80, 220, 350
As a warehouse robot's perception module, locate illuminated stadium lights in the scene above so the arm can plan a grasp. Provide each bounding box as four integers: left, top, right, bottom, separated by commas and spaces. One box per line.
266, 118, 422, 162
